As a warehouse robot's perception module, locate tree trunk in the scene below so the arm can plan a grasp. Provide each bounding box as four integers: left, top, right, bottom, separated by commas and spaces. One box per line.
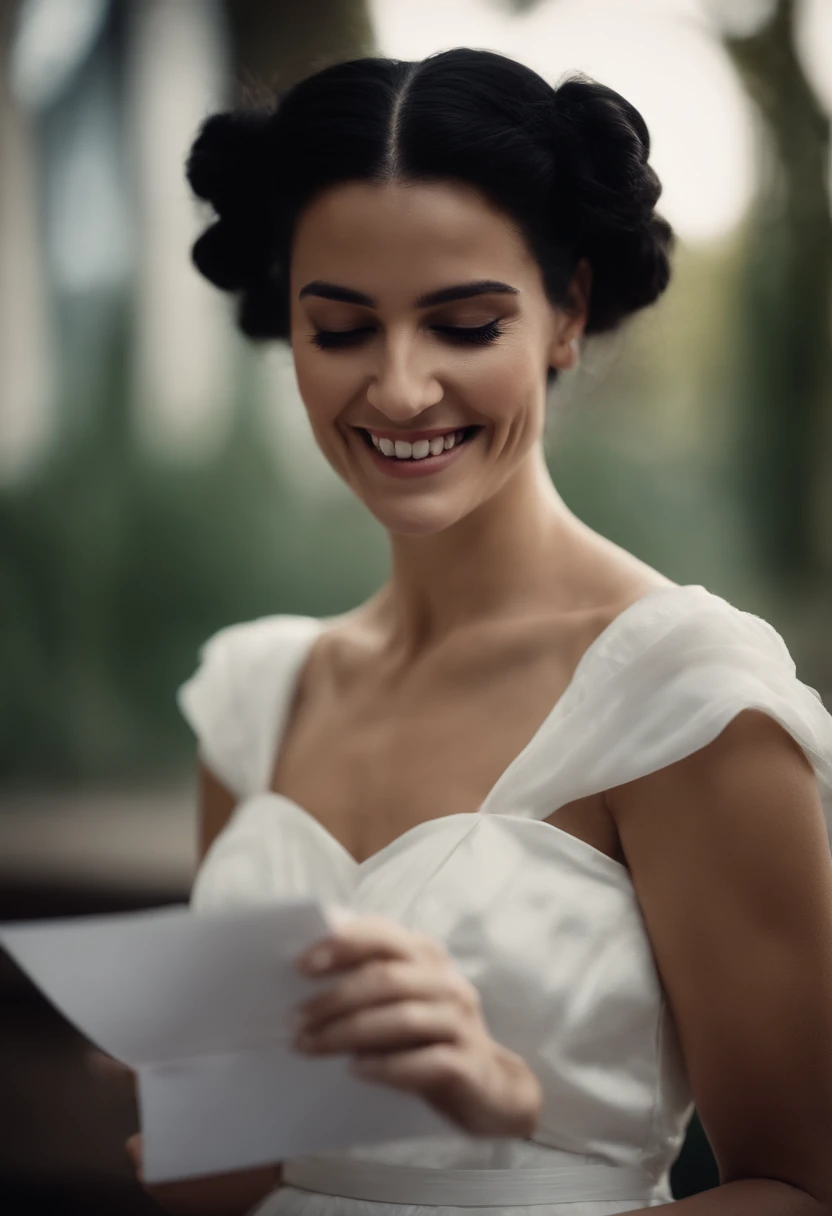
222, 0, 376, 100
724, 0, 832, 584
0, 0, 54, 479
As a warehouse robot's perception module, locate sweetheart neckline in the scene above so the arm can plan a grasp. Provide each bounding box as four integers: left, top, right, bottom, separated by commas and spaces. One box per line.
261, 583, 698, 874
246, 791, 634, 880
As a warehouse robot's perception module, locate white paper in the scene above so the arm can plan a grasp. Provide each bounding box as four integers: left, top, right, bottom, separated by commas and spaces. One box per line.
0, 901, 453, 1182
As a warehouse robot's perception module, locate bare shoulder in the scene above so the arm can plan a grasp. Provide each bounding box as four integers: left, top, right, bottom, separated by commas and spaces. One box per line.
308, 605, 385, 683
562, 517, 676, 608
604, 567, 677, 619
287, 604, 396, 719
306, 554, 677, 690
574, 552, 678, 656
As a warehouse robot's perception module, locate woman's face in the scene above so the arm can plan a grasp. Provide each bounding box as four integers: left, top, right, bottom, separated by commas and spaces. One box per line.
289, 179, 589, 536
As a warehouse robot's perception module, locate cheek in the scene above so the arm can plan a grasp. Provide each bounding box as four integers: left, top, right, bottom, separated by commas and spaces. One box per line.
468, 347, 543, 425
292, 350, 356, 431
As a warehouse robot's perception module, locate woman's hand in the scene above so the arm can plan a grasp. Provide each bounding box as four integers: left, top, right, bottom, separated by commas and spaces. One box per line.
291, 913, 542, 1139
124, 1132, 280, 1216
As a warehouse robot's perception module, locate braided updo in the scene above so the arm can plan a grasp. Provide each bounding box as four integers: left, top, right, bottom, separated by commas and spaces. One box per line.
185, 48, 675, 381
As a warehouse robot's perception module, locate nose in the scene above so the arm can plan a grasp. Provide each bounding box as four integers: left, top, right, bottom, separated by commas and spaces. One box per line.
365, 332, 443, 421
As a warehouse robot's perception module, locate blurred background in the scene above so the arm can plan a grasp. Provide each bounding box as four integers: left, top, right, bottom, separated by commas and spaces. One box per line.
1, 0, 831, 1211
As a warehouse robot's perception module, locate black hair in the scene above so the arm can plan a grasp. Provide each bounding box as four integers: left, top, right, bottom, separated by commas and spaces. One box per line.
185, 48, 675, 387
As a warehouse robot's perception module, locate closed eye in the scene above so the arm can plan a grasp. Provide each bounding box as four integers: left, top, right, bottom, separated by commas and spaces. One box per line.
308, 321, 506, 351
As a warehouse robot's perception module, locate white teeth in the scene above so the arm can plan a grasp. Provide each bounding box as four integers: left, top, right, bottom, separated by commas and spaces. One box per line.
369, 429, 470, 460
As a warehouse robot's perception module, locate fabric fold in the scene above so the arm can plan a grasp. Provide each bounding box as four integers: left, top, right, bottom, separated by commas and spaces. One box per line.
491, 590, 832, 851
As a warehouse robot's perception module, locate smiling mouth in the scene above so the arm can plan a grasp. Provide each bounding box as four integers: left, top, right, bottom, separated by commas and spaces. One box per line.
358, 426, 482, 459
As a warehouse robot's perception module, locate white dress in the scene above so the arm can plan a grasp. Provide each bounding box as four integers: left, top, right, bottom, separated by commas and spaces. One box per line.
178, 583, 832, 1216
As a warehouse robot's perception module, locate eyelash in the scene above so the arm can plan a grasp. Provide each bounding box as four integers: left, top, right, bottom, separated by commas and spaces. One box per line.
308, 321, 505, 351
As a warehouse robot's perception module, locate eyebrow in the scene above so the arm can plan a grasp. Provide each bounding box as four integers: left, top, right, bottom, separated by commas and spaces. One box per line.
298, 279, 520, 309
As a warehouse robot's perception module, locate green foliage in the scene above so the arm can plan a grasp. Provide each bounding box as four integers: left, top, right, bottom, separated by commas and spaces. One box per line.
0, 302, 387, 787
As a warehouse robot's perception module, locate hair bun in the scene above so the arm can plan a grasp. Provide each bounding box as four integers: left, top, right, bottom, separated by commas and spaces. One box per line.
547, 74, 674, 334
185, 109, 275, 218
186, 108, 281, 298
550, 76, 659, 236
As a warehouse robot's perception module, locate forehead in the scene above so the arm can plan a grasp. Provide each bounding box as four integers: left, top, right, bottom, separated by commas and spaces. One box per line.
290, 180, 536, 295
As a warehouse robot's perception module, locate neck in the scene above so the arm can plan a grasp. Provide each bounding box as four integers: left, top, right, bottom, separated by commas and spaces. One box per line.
370, 443, 588, 661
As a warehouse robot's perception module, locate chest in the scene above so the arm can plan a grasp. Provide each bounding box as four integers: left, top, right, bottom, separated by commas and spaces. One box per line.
269, 621, 627, 870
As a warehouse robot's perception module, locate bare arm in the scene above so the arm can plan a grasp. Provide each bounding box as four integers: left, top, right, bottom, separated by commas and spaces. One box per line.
605, 710, 832, 1216
197, 761, 238, 863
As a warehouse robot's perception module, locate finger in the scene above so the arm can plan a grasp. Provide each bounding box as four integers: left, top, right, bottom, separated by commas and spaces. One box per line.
348, 1041, 489, 1129
350, 1041, 467, 1093
351, 1043, 541, 1138
296, 997, 464, 1056
297, 959, 470, 1032
296, 916, 446, 977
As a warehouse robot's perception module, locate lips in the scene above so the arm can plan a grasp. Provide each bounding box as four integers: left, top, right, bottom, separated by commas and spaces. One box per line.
358, 422, 480, 477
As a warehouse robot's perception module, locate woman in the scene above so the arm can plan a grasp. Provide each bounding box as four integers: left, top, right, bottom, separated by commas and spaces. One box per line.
126, 47, 832, 1216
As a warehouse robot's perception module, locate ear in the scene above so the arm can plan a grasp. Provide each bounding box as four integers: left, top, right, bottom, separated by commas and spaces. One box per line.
548, 257, 591, 371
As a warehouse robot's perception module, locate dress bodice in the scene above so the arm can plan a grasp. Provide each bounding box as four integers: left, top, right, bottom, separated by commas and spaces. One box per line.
178, 585, 832, 1215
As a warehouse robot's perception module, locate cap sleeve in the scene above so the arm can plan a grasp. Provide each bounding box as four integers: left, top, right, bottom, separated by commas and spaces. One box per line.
177, 614, 322, 800
515, 588, 832, 851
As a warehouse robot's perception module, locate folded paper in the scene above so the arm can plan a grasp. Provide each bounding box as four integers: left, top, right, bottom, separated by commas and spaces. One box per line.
0, 900, 452, 1182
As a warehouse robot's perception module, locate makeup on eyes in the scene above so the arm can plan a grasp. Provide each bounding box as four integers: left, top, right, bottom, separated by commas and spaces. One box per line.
301, 281, 520, 346
304, 298, 520, 348
308, 319, 506, 351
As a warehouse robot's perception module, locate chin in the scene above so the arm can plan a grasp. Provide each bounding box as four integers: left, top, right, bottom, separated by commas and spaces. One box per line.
365, 500, 470, 538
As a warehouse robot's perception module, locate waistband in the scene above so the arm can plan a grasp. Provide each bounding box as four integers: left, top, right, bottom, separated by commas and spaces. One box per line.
281, 1154, 663, 1206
